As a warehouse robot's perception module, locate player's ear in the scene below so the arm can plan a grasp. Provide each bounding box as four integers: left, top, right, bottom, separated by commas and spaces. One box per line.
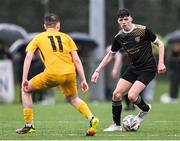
56, 22, 60, 30
117, 18, 121, 24
130, 16, 133, 22
44, 24, 47, 30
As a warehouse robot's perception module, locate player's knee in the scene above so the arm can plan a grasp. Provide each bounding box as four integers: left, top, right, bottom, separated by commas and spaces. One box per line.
128, 93, 136, 102
113, 90, 122, 100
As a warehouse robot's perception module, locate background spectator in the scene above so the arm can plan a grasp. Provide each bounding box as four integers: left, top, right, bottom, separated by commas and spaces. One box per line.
161, 40, 180, 103
0, 40, 12, 60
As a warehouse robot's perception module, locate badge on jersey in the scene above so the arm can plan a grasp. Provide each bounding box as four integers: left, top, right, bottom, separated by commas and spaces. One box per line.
135, 36, 140, 42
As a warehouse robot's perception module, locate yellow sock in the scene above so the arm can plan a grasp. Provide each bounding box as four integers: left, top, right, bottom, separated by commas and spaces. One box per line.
23, 108, 33, 124
75, 100, 92, 118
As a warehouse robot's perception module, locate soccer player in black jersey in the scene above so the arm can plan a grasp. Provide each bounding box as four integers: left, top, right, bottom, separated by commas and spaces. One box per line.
91, 8, 166, 131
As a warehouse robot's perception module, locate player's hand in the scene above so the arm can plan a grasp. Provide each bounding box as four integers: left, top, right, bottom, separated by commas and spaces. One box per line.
91, 71, 100, 84
22, 79, 29, 93
81, 80, 89, 94
158, 63, 166, 74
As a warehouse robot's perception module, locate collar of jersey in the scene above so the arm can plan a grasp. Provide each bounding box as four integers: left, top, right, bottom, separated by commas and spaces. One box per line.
122, 24, 135, 34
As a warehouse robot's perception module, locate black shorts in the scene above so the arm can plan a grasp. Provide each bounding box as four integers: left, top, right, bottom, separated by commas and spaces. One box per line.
121, 66, 156, 86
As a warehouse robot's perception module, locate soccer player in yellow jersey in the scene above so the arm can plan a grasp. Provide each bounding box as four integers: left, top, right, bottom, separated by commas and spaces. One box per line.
16, 13, 99, 136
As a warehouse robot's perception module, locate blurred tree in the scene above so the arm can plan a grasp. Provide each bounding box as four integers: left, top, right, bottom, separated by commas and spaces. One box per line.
1, 0, 180, 43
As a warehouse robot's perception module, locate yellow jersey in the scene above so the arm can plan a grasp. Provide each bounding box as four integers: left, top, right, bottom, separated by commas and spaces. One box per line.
26, 29, 77, 75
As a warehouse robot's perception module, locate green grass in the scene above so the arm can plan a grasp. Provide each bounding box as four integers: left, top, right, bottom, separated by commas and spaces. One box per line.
0, 102, 180, 140
1, 80, 179, 140
154, 79, 169, 100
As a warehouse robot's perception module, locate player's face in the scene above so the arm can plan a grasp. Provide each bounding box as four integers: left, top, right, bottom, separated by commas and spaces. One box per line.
118, 16, 133, 31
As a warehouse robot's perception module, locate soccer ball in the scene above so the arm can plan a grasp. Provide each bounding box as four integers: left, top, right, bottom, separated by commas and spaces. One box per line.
122, 115, 140, 132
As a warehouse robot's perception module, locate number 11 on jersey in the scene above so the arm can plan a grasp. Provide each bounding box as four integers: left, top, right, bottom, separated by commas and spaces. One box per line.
48, 36, 63, 52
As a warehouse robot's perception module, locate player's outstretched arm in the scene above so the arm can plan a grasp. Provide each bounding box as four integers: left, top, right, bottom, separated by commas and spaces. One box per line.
111, 52, 122, 78
154, 38, 166, 74
22, 51, 34, 93
91, 52, 114, 84
71, 51, 89, 94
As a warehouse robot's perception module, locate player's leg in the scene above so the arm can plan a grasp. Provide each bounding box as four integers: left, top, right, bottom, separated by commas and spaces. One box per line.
123, 94, 135, 111
16, 72, 49, 134
61, 73, 99, 136
128, 81, 151, 122
67, 95, 99, 136
129, 71, 156, 123
66, 95, 93, 120
16, 79, 36, 134
104, 78, 132, 132
104, 67, 137, 132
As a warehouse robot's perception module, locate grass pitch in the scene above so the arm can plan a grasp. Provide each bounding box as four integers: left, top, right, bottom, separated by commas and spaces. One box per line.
0, 102, 180, 140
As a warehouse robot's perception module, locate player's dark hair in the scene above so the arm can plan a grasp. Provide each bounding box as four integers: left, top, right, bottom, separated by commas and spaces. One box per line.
44, 13, 60, 26
117, 8, 131, 18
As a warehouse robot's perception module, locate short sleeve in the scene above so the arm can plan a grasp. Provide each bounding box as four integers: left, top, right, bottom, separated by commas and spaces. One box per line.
68, 36, 78, 51
145, 28, 157, 42
111, 37, 122, 53
26, 36, 39, 53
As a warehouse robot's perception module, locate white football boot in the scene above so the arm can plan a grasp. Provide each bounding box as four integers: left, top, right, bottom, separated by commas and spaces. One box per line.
104, 123, 123, 132
137, 104, 151, 123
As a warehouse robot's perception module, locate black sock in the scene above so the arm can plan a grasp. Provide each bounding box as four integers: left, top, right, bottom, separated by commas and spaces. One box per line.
112, 100, 122, 126
134, 96, 149, 112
